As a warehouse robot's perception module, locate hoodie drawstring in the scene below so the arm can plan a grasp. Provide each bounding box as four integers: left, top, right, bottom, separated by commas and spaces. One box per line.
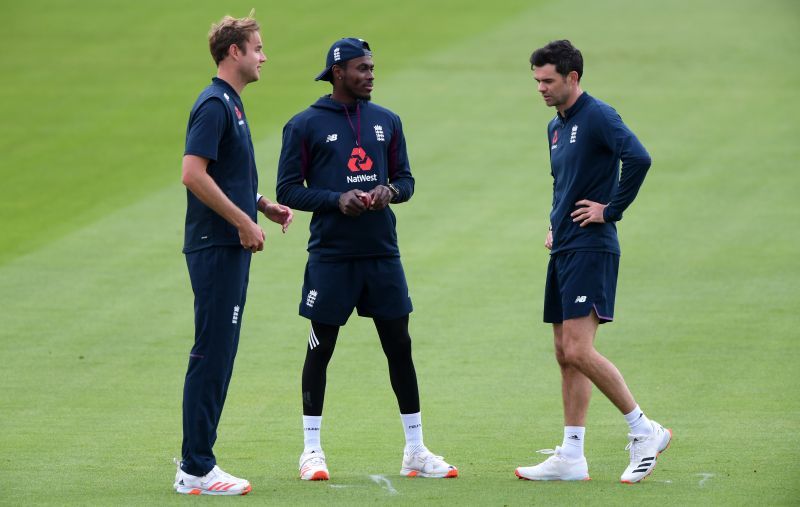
342, 103, 361, 146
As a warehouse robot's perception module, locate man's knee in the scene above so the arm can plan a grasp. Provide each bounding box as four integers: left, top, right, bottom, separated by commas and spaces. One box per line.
559, 317, 597, 369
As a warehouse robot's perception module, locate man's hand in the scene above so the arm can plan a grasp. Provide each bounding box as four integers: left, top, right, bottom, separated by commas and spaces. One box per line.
367, 185, 392, 210
262, 202, 294, 233
338, 189, 370, 216
545, 229, 553, 250
238, 220, 265, 253
571, 199, 607, 227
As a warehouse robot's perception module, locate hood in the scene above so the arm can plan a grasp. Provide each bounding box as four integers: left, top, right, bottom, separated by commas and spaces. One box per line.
310, 95, 369, 113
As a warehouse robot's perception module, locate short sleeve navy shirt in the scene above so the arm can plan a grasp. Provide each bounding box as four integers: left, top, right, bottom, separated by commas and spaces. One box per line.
182, 78, 258, 253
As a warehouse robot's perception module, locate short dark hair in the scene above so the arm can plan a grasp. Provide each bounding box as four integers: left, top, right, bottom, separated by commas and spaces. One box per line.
530, 40, 583, 81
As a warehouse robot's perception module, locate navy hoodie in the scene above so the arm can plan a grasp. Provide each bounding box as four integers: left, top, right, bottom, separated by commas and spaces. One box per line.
547, 92, 651, 255
277, 96, 414, 260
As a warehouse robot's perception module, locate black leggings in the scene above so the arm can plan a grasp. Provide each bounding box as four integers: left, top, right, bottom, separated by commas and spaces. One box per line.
302, 315, 420, 416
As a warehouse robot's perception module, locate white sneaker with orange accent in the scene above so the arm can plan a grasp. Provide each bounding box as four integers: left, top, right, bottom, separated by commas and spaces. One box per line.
299, 449, 330, 481
515, 447, 590, 481
401, 447, 458, 478
620, 420, 672, 483
173, 462, 251, 495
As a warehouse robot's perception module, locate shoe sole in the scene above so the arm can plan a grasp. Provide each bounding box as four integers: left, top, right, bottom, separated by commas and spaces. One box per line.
300, 470, 330, 481
621, 428, 673, 484
175, 484, 252, 495
514, 469, 591, 481
402, 468, 458, 478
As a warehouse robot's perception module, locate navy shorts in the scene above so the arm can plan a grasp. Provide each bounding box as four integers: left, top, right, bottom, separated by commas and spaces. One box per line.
543, 251, 619, 324
299, 256, 413, 326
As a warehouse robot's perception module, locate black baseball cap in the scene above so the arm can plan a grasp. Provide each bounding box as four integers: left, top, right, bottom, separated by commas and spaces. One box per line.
314, 38, 372, 82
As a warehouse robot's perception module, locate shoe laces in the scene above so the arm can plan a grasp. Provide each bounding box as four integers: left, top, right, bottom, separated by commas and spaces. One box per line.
409, 448, 447, 468
535, 446, 563, 458
302, 452, 326, 467
625, 435, 649, 462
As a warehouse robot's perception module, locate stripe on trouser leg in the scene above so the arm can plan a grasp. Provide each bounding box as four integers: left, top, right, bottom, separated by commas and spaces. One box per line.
308, 326, 320, 350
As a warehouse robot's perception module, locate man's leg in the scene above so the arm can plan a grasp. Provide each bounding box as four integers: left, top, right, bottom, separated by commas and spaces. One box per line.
373, 316, 457, 479
553, 322, 592, 462
298, 321, 339, 481
560, 312, 672, 483
177, 247, 251, 495
374, 315, 419, 415
559, 312, 635, 414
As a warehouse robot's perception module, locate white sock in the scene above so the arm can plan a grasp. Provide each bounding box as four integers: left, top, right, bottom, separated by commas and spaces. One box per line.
560, 426, 585, 459
401, 412, 424, 453
624, 405, 653, 435
303, 415, 322, 452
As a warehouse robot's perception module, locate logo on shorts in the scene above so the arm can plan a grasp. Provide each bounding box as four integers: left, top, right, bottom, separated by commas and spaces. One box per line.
306, 290, 318, 308
574, 296, 587, 303
231, 305, 240, 324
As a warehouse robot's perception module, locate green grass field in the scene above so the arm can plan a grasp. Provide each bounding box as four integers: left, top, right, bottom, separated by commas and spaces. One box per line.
1, 0, 798, 504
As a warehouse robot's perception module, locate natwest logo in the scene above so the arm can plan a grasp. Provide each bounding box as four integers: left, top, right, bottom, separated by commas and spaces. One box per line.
348, 146, 373, 172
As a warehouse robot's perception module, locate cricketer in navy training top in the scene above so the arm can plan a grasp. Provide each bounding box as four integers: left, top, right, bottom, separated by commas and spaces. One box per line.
174, 12, 293, 496
514, 40, 672, 484
277, 37, 458, 481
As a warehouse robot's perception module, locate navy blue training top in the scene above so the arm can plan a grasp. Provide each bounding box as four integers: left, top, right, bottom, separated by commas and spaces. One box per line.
276, 96, 414, 260
182, 77, 258, 253
547, 92, 651, 255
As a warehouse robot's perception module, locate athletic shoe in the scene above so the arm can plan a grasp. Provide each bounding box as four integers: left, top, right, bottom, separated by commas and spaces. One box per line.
173, 461, 251, 495
400, 446, 458, 478
299, 449, 330, 481
620, 420, 673, 483
515, 446, 590, 481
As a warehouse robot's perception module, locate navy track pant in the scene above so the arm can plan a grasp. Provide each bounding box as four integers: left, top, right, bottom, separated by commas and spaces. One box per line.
181, 246, 251, 476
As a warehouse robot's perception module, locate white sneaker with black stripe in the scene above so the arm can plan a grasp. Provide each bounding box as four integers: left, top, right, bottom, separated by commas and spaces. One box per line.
515, 446, 590, 481
620, 421, 672, 483
173, 461, 251, 495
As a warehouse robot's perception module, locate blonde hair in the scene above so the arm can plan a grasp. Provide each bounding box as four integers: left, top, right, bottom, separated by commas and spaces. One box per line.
208, 10, 260, 66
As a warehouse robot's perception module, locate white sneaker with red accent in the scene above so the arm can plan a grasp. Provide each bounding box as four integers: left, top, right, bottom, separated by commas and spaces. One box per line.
401, 447, 458, 478
620, 421, 672, 483
515, 447, 590, 481
173, 461, 251, 495
299, 449, 330, 481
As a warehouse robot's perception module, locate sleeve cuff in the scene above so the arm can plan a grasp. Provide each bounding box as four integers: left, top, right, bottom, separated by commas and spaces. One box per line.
603, 206, 622, 223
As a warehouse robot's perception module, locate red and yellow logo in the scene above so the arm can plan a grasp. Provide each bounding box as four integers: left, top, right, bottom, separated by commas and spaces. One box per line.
348, 146, 373, 172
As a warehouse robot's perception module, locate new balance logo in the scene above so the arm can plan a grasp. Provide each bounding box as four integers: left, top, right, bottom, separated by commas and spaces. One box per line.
306, 290, 317, 308
374, 124, 385, 141
574, 296, 587, 303
308, 326, 320, 350
326, 133, 338, 143
407, 424, 421, 429
231, 305, 240, 324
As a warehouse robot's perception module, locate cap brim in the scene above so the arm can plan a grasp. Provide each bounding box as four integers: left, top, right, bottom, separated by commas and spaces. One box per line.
314, 67, 332, 82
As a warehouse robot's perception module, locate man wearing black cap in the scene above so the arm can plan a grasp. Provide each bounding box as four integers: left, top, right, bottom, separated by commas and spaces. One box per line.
276, 37, 457, 481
